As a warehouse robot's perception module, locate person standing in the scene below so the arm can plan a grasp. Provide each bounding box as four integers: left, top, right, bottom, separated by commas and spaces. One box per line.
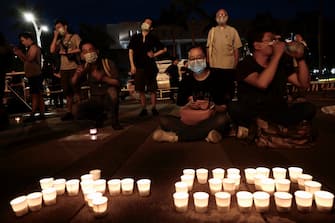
50, 19, 81, 121
13, 32, 45, 122
128, 18, 167, 116
207, 8, 242, 101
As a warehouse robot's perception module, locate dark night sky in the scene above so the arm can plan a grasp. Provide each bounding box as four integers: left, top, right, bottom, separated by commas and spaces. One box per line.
1, 0, 334, 44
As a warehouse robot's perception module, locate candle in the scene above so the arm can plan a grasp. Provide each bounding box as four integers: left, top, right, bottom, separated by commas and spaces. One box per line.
254, 174, 266, 191
304, 180, 322, 196
15, 117, 21, 124
39, 177, 54, 190
27, 192, 43, 211
227, 168, 240, 176
121, 178, 134, 195
83, 188, 96, 202
173, 192, 189, 212
89, 169, 101, 180
87, 192, 102, 208
53, 178, 66, 195
260, 178, 275, 195
196, 168, 208, 184
193, 192, 209, 213
297, 174, 313, 190
208, 178, 222, 195
314, 191, 334, 212
222, 178, 236, 194
81, 180, 94, 192
236, 191, 253, 212
183, 169, 195, 178
212, 168, 225, 180
137, 179, 151, 197
253, 191, 270, 212
42, 188, 57, 206
89, 128, 97, 135
272, 167, 287, 180
274, 192, 293, 212
10, 196, 28, 217
227, 174, 241, 190
107, 179, 121, 196
180, 175, 194, 191
215, 192, 231, 212
175, 181, 188, 193
94, 179, 106, 194
275, 179, 291, 192
288, 167, 303, 183
244, 168, 256, 184
90, 135, 98, 140
256, 167, 270, 178
81, 174, 93, 182
294, 190, 313, 212
92, 196, 108, 217
66, 179, 80, 196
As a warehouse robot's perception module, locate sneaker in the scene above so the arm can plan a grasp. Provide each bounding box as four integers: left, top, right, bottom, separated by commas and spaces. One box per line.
152, 129, 178, 142
205, 130, 222, 143
139, 108, 148, 117
61, 112, 74, 121
151, 107, 159, 116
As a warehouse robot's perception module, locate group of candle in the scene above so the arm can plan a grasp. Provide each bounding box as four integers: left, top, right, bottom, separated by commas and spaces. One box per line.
9, 169, 152, 217
172, 167, 334, 213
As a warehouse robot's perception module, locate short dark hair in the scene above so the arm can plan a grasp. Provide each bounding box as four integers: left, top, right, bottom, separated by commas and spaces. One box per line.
54, 18, 68, 26
79, 39, 97, 51
18, 32, 34, 40
187, 44, 206, 55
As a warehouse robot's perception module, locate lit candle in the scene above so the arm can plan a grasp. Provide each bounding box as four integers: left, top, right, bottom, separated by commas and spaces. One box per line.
66, 179, 80, 196
227, 174, 241, 190
27, 192, 43, 212
53, 178, 66, 195
272, 167, 287, 180
180, 175, 194, 191
81, 174, 93, 182
275, 179, 291, 192
137, 179, 151, 197
288, 167, 303, 183
87, 192, 102, 208
222, 178, 236, 195
173, 192, 189, 212
175, 181, 188, 193
15, 117, 21, 124
183, 169, 195, 178
10, 196, 28, 217
121, 178, 134, 195
253, 191, 270, 212
294, 190, 313, 212
208, 178, 222, 195
244, 168, 256, 184
236, 191, 253, 212
314, 191, 334, 212
89, 128, 97, 135
297, 174, 313, 190
83, 188, 96, 202
227, 168, 240, 176
212, 168, 225, 180
193, 192, 209, 213
92, 196, 108, 217
274, 192, 293, 212
107, 179, 121, 196
196, 168, 208, 184
89, 169, 101, 181
90, 135, 98, 140
39, 177, 54, 190
254, 174, 266, 191
94, 179, 106, 194
256, 167, 270, 178
304, 180, 322, 196
42, 188, 57, 206
81, 180, 94, 192
214, 192, 231, 212
260, 178, 275, 195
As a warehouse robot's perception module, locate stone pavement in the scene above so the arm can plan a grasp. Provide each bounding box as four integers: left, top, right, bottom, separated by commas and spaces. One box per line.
1, 93, 335, 223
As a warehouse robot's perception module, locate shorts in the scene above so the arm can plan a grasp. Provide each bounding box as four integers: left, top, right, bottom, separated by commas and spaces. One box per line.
28, 75, 44, 94
134, 68, 158, 93
60, 69, 81, 97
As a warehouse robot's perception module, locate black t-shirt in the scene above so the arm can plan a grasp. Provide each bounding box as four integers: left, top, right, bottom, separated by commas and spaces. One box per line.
128, 33, 164, 71
176, 68, 227, 106
165, 64, 179, 87
236, 55, 295, 109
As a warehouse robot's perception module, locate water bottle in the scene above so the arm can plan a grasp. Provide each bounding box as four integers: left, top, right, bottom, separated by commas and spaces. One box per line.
285, 41, 305, 56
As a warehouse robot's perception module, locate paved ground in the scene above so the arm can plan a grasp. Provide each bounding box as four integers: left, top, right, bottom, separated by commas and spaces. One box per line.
1, 92, 335, 223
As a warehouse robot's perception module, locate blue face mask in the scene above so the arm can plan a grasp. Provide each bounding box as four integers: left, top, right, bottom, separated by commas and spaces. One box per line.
188, 59, 206, 74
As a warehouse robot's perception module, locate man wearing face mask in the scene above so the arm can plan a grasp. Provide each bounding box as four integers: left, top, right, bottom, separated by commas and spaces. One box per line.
72, 40, 122, 130
128, 18, 167, 117
152, 46, 231, 143
50, 19, 81, 121
207, 8, 242, 102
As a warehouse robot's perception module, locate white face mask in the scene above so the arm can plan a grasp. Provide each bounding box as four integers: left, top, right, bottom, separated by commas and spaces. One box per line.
58, 27, 66, 36
141, 22, 151, 32
188, 59, 207, 74
84, 52, 98, 63
216, 16, 228, 25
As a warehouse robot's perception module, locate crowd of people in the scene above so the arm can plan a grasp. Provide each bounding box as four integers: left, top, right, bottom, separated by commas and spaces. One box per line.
1, 8, 316, 148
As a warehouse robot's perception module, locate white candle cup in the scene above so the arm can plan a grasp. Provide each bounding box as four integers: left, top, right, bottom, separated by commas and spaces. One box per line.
15, 117, 21, 123
304, 180, 322, 196
42, 188, 57, 206
196, 168, 208, 184
227, 174, 241, 191
297, 174, 313, 190
260, 178, 275, 195
236, 191, 253, 212
173, 192, 189, 212
81, 180, 94, 192
274, 192, 293, 212
27, 192, 43, 211
121, 178, 134, 195
253, 191, 270, 212
183, 169, 195, 178
215, 192, 231, 212
81, 174, 93, 182
94, 179, 106, 194
222, 178, 236, 195
89, 169, 101, 181
272, 167, 287, 180
212, 168, 225, 179
254, 174, 266, 191
244, 168, 257, 184
66, 179, 80, 196
208, 178, 222, 195
288, 167, 303, 183
83, 188, 96, 202
175, 181, 188, 193
180, 175, 194, 191
295, 190, 313, 212
314, 191, 334, 212
227, 168, 240, 176
87, 192, 102, 207
89, 128, 97, 135
39, 177, 54, 190
10, 196, 28, 217
137, 179, 151, 197
92, 196, 108, 217
256, 167, 270, 178
193, 192, 209, 213
53, 178, 66, 195
107, 179, 121, 196
275, 179, 291, 192
90, 135, 98, 140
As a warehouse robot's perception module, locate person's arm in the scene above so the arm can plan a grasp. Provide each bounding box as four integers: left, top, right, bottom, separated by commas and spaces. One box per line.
50, 30, 59, 54
67, 34, 81, 55
129, 49, 136, 75
233, 48, 239, 68
13, 45, 38, 63
233, 28, 243, 68
287, 59, 310, 89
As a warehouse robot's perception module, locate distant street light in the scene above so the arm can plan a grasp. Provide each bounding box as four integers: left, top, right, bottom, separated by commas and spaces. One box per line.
23, 12, 48, 48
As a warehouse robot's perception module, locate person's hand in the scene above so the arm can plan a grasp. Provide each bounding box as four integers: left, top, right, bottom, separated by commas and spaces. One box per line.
272, 41, 285, 58
12, 47, 23, 56
130, 65, 136, 75
53, 30, 59, 38
147, 51, 155, 58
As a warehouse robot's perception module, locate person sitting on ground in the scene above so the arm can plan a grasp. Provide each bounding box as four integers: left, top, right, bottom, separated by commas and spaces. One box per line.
72, 40, 122, 130
152, 46, 231, 143
228, 25, 316, 147
165, 56, 180, 103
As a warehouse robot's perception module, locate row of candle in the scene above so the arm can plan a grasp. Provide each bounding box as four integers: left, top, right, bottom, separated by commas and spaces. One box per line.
10, 169, 152, 217
172, 167, 334, 213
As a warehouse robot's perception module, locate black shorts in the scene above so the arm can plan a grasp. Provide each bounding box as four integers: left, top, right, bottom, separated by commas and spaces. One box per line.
60, 69, 81, 96
27, 75, 43, 94
134, 68, 158, 93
